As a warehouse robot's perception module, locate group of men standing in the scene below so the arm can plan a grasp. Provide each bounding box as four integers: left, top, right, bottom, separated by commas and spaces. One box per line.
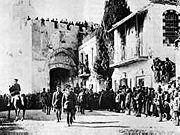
40, 84, 76, 126
40, 84, 94, 127
114, 84, 180, 126
8, 78, 180, 127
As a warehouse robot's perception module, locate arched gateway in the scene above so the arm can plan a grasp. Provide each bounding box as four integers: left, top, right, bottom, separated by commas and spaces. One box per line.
47, 48, 78, 92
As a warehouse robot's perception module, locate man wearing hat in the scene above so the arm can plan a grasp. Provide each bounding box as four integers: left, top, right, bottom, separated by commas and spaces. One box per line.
10, 79, 21, 95
156, 85, 164, 122
62, 84, 77, 126
52, 85, 63, 122
8, 79, 22, 106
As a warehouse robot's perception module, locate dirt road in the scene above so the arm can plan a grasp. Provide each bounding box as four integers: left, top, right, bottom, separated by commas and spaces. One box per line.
0, 110, 180, 135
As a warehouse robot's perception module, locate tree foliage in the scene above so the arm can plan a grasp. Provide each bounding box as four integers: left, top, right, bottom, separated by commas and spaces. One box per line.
94, 0, 131, 79
94, 26, 109, 78
103, 0, 131, 30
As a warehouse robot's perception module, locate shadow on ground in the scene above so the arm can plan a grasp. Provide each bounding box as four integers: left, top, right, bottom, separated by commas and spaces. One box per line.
0, 116, 14, 124
73, 120, 130, 129
74, 121, 120, 124
0, 116, 26, 133
119, 129, 179, 135
78, 111, 120, 117
72, 124, 130, 129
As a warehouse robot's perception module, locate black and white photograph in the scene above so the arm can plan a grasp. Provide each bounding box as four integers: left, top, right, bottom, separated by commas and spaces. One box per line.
0, 0, 180, 134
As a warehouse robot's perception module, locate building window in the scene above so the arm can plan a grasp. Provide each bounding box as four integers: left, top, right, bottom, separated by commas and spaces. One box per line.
91, 48, 94, 64
120, 78, 128, 87
81, 53, 83, 64
114, 80, 117, 92
163, 10, 179, 46
85, 54, 88, 62
136, 76, 144, 87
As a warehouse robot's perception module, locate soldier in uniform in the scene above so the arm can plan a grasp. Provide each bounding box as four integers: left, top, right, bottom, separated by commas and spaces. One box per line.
52, 85, 63, 122
173, 91, 180, 126
132, 87, 138, 114
119, 86, 126, 113
135, 87, 143, 117
125, 88, 132, 115
156, 85, 164, 122
46, 89, 52, 115
40, 88, 47, 113
164, 90, 171, 120
62, 84, 77, 126
8, 79, 22, 107
78, 88, 87, 114
88, 85, 94, 112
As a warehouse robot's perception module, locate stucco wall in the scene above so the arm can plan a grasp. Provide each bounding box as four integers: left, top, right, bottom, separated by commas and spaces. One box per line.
79, 36, 105, 92
112, 3, 180, 91
112, 60, 154, 91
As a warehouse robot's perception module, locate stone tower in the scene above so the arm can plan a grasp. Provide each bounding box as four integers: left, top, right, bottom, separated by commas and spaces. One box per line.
12, 0, 35, 21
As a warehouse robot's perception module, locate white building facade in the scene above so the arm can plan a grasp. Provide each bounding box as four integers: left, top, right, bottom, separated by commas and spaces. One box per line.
109, 1, 180, 91
78, 35, 106, 92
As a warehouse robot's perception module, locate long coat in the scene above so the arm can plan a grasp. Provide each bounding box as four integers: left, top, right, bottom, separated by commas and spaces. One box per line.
62, 91, 77, 112
52, 91, 63, 109
9, 83, 21, 96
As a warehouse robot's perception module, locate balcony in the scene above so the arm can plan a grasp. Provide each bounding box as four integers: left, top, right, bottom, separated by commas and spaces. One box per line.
78, 62, 91, 78
110, 56, 148, 68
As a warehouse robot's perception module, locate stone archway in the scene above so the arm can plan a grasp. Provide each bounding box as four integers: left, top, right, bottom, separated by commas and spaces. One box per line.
47, 48, 77, 92
48, 47, 78, 66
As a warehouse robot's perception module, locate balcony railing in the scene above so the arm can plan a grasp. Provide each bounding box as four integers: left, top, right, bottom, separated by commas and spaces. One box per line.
78, 62, 91, 78
110, 55, 148, 68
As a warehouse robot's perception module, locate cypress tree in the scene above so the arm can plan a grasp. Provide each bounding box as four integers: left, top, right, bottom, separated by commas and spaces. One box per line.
94, 0, 131, 79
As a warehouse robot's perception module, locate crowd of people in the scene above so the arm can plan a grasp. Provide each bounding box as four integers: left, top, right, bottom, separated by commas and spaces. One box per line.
40, 84, 95, 126
92, 83, 180, 126
27, 16, 98, 32
39, 82, 180, 127
1, 78, 180, 127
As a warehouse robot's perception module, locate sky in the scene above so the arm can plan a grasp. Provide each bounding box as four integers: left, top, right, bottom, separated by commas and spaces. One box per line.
127, 0, 149, 12
0, 0, 150, 26
32, 0, 105, 23
0, 0, 105, 24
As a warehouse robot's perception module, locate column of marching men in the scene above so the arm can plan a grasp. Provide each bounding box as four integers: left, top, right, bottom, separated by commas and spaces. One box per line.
40, 83, 180, 126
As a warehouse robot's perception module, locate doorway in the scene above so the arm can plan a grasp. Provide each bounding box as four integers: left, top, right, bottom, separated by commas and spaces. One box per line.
50, 68, 70, 92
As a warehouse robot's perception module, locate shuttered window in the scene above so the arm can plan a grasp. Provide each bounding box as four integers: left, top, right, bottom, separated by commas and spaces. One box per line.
163, 10, 179, 46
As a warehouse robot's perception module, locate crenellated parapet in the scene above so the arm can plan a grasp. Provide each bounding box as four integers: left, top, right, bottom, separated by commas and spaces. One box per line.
24, 16, 98, 79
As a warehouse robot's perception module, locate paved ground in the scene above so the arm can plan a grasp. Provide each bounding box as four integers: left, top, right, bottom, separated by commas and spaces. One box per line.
0, 110, 180, 135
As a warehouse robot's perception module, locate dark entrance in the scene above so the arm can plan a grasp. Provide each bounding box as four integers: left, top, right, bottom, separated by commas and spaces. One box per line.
50, 68, 70, 93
